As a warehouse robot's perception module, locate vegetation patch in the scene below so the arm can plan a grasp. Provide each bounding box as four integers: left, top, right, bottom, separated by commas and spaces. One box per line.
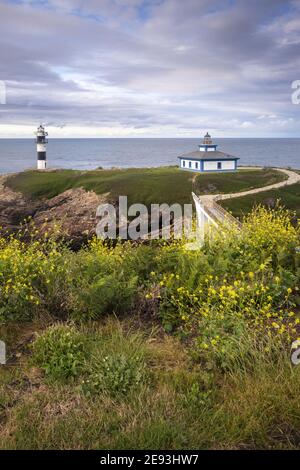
31, 324, 88, 381
6, 167, 286, 208
220, 181, 300, 219
0, 205, 300, 449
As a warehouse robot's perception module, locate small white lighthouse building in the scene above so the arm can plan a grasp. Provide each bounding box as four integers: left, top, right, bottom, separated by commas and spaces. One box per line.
35, 124, 48, 170
178, 132, 239, 172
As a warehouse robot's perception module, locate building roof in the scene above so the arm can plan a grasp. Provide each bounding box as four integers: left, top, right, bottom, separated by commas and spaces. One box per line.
178, 150, 239, 161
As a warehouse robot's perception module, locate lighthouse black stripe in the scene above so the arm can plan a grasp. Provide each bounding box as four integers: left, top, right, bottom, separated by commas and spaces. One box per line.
37, 152, 46, 160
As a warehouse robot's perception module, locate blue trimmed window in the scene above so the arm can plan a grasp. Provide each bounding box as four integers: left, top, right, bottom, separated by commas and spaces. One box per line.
195, 162, 198, 169
217, 162, 222, 170
189, 161, 192, 168
182, 160, 185, 167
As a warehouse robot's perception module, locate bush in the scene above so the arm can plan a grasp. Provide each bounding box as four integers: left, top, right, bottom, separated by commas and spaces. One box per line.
147, 206, 300, 367
67, 240, 140, 320
31, 320, 148, 395
205, 205, 299, 276
0, 235, 143, 323
78, 320, 148, 397
0, 236, 69, 324
72, 273, 138, 320
82, 352, 146, 397
31, 324, 87, 380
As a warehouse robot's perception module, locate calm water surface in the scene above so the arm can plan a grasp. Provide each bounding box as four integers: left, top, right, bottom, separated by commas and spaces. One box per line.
0, 138, 299, 174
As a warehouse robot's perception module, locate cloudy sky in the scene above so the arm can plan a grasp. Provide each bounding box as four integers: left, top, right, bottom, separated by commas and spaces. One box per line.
0, 0, 299, 137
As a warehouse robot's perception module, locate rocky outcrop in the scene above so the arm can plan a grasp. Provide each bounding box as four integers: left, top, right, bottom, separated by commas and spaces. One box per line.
0, 176, 108, 248
32, 188, 108, 248
0, 178, 39, 232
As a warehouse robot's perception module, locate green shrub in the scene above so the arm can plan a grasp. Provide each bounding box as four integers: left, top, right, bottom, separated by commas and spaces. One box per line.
79, 320, 148, 397
66, 240, 140, 320
71, 273, 138, 320
147, 206, 300, 368
31, 324, 87, 380
0, 235, 70, 324
205, 205, 299, 276
82, 352, 146, 397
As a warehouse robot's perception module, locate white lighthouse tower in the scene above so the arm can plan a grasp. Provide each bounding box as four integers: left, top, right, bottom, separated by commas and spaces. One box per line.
35, 124, 48, 170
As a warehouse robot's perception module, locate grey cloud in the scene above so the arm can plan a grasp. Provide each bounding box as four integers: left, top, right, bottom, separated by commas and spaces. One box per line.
0, 0, 299, 136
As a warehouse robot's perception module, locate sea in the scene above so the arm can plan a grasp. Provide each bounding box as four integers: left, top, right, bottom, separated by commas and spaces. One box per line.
0, 138, 299, 174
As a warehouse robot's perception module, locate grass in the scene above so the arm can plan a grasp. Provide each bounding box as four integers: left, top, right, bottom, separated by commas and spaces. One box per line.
194, 167, 287, 195
0, 182, 299, 450
1, 318, 300, 450
220, 180, 300, 219
5, 167, 286, 208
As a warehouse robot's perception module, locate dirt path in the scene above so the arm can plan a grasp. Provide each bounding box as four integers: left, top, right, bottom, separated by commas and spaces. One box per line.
199, 167, 300, 207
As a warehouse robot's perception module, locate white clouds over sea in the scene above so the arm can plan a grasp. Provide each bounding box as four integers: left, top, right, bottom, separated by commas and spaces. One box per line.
0, 0, 300, 137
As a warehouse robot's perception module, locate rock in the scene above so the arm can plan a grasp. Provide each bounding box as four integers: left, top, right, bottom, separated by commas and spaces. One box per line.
0, 177, 108, 248
0, 184, 39, 233
264, 197, 276, 208
32, 188, 108, 248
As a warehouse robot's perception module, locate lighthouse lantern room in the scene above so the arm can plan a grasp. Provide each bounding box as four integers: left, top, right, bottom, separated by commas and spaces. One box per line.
35, 125, 48, 170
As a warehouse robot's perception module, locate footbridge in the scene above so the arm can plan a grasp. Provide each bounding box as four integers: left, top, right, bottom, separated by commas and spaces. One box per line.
191, 192, 241, 246
191, 167, 300, 246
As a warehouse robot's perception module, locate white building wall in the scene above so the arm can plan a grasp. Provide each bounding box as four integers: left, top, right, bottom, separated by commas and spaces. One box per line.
203, 161, 217, 171
181, 159, 200, 170
203, 160, 235, 171
221, 160, 236, 170
37, 160, 47, 170
180, 159, 236, 171
37, 143, 46, 152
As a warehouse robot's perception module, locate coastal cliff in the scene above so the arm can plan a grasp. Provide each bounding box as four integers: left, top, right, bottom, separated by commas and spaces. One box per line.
0, 167, 298, 248
0, 175, 107, 248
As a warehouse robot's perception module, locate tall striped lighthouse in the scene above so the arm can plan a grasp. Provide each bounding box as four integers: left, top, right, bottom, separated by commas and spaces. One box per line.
35, 124, 48, 170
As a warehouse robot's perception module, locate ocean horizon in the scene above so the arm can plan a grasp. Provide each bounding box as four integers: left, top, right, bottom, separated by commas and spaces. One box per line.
0, 137, 299, 174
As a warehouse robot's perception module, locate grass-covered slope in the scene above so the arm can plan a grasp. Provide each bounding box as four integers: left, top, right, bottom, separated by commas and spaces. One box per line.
221, 179, 300, 219
194, 167, 287, 194
6, 167, 286, 207
0, 206, 300, 449
2, 319, 300, 450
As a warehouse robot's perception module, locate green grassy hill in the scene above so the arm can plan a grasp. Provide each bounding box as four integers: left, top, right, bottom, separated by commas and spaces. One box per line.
220, 171, 300, 219
6, 167, 287, 207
